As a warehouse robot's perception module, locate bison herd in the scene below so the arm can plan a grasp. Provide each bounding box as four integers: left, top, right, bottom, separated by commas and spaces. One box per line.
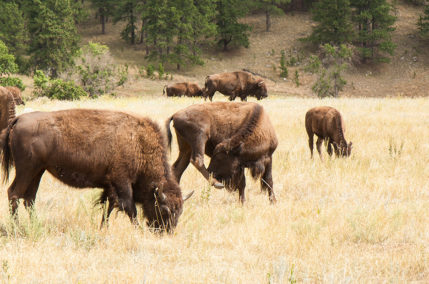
0, 71, 353, 233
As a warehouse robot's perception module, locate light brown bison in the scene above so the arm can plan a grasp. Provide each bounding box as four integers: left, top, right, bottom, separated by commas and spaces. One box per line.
305, 106, 352, 160
163, 82, 203, 97
0, 86, 16, 133
166, 102, 277, 203
203, 71, 268, 101
5, 86, 24, 105
0, 109, 193, 232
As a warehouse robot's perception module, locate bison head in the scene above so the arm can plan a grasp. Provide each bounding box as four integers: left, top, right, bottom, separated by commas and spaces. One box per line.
208, 142, 243, 188
255, 80, 268, 100
334, 141, 353, 157
147, 183, 193, 233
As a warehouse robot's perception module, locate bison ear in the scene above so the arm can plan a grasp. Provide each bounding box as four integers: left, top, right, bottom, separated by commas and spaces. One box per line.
231, 142, 244, 155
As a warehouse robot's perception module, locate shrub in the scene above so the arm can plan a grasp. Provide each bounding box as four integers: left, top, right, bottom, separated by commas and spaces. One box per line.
34, 70, 87, 100
0, 77, 25, 90
279, 50, 288, 78
146, 64, 155, 78
158, 63, 164, 79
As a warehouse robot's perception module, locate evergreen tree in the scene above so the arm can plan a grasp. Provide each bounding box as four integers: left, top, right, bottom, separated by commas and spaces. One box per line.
0, 40, 18, 76
0, 2, 27, 57
27, 0, 80, 77
113, 0, 139, 44
308, 0, 354, 45
215, 0, 251, 51
418, 4, 429, 36
351, 0, 396, 62
190, 0, 216, 58
252, 0, 291, 32
90, 0, 115, 34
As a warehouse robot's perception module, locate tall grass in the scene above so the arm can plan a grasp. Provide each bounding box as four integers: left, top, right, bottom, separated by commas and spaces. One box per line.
0, 95, 428, 282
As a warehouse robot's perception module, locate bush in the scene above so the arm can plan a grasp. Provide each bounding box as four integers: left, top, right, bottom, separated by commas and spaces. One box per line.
279, 50, 288, 78
34, 70, 87, 100
158, 63, 164, 79
0, 77, 25, 90
146, 64, 155, 78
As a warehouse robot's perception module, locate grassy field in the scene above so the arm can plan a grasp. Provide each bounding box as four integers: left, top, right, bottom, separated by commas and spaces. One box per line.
0, 94, 427, 283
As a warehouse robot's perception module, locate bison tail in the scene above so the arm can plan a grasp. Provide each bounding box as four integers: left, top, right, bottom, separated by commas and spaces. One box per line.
165, 116, 174, 153
0, 118, 17, 184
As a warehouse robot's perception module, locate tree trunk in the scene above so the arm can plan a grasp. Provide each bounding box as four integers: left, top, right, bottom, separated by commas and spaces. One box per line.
100, 8, 106, 34
266, 9, 271, 32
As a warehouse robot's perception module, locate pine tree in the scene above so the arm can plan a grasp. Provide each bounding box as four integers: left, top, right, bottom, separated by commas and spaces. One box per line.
351, 0, 396, 62
0, 2, 27, 57
215, 0, 251, 51
308, 0, 354, 45
27, 0, 80, 77
113, 0, 140, 44
252, 0, 291, 32
90, 0, 115, 34
418, 4, 429, 36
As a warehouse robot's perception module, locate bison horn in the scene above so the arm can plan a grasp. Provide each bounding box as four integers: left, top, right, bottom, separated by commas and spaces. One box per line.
155, 187, 167, 202
183, 191, 194, 202
258, 81, 264, 86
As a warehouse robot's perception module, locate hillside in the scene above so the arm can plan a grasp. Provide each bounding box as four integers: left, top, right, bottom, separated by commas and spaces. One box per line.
76, 3, 429, 98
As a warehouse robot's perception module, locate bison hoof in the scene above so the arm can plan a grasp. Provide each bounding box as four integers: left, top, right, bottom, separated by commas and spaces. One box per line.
213, 182, 224, 189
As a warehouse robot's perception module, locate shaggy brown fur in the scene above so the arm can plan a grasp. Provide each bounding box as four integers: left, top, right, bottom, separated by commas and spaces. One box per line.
305, 106, 353, 160
203, 71, 268, 101
0, 109, 193, 232
163, 82, 203, 97
0, 86, 16, 133
5, 86, 24, 105
166, 102, 277, 203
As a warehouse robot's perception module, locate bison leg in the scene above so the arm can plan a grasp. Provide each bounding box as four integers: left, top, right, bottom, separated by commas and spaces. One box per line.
23, 170, 45, 214
115, 183, 138, 225
236, 170, 246, 204
316, 137, 323, 161
327, 139, 334, 156
190, 137, 224, 189
172, 134, 192, 183
261, 158, 276, 204
308, 133, 314, 158
100, 200, 115, 229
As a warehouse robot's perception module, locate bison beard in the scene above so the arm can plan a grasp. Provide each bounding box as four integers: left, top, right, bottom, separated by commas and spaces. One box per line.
166, 102, 277, 203
0, 109, 193, 232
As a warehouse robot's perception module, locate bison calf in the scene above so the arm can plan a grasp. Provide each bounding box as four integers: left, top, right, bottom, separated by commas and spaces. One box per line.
5, 86, 24, 105
166, 102, 277, 203
305, 106, 352, 160
203, 71, 267, 101
163, 82, 203, 98
0, 86, 15, 133
0, 109, 193, 232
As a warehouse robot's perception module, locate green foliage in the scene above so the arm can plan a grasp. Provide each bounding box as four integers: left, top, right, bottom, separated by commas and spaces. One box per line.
146, 64, 155, 78
351, 0, 397, 63
305, 55, 322, 73
294, 70, 300, 87
418, 4, 429, 36
308, 0, 354, 45
0, 41, 18, 76
90, 0, 115, 34
250, 0, 291, 32
0, 77, 25, 91
279, 50, 289, 78
27, 0, 80, 77
158, 63, 165, 79
403, 0, 426, 5
0, 2, 27, 57
113, 0, 139, 44
312, 44, 352, 98
34, 70, 87, 100
216, 0, 252, 51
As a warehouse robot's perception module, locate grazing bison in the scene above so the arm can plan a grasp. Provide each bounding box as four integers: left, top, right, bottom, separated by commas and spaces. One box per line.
0, 86, 16, 133
166, 102, 277, 203
5, 86, 24, 105
0, 109, 193, 232
163, 82, 203, 97
203, 71, 268, 101
305, 106, 353, 160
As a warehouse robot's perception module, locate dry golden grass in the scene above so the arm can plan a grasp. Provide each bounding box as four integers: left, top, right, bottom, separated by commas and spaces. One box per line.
0, 94, 428, 283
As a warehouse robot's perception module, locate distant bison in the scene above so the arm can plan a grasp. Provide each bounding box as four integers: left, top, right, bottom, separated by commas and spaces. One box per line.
203, 71, 268, 101
0, 86, 15, 133
166, 102, 277, 203
163, 82, 203, 97
305, 106, 352, 159
5, 86, 24, 105
0, 109, 193, 232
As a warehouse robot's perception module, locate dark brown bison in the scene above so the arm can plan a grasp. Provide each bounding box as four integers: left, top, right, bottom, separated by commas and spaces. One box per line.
5, 86, 24, 105
166, 102, 277, 203
305, 106, 353, 160
0, 109, 193, 232
203, 71, 268, 101
0, 86, 16, 133
163, 82, 203, 97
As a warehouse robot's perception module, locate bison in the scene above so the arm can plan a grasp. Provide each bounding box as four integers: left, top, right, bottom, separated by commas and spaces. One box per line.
163, 82, 203, 98
203, 71, 268, 101
5, 86, 24, 105
305, 106, 353, 160
0, 86, 16, 133
0, 109, 193, 232
166, 102, 277, 203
